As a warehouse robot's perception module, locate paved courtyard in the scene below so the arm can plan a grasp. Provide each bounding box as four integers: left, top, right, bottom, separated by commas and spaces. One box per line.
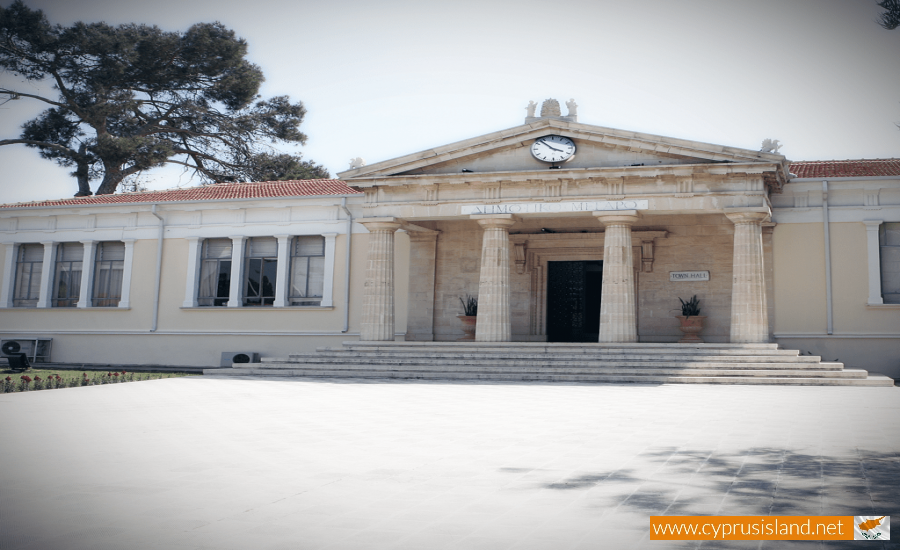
1, 376, 898, 550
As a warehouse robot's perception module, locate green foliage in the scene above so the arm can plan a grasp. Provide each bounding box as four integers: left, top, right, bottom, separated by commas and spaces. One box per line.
0, 1, 327, 196
878, 0, 900, 29
678, 295, 701, 317
459, 295, 478, 316
243, 153, 330, 182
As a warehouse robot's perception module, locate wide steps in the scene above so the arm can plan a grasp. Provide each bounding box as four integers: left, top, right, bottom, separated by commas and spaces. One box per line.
262, 358, 837, 371
204, 341, 895, 386
205, 367, 890, 386
240, 364, 861, 377
273, 353, 825, 366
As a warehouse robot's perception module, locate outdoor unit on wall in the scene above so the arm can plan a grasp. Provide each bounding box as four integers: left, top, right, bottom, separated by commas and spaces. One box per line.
220, 351, 260, 367
1, 338, 52, 363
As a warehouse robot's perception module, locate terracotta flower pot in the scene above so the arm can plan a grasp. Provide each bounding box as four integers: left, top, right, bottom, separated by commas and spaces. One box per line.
676, 315, 706, 343
457, 315, 477, 341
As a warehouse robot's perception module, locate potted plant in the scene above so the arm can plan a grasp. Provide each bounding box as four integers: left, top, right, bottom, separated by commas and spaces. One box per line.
676, 295, 706, 343
457, 295, 478, 341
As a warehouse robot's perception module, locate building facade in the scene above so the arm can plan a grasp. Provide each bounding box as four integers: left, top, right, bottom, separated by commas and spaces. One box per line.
1, 104, 898, 376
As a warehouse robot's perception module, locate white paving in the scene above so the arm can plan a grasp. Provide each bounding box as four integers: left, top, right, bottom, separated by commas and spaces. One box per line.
1, 376, 899, 550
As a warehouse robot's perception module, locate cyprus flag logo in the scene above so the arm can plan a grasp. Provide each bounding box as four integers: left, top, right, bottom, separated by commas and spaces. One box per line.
854, 516, 889, 540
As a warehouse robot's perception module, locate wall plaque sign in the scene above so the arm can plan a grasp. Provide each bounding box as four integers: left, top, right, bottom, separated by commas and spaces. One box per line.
461, 200, 649, 215
670, 271, 710, 282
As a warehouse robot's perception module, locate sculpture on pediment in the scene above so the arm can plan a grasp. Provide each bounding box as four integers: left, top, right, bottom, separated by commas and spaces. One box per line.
565, 98, 578, 117
540, 99, 561, 117
526, 100, 537, 118
349, 157, 366, 170
759, 139, 782, 154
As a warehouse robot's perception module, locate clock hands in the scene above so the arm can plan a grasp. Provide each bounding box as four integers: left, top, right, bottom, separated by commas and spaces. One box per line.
540, 140, 563, 153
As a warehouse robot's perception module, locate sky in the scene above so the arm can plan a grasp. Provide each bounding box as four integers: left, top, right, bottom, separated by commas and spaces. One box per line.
1, 0, 899, 203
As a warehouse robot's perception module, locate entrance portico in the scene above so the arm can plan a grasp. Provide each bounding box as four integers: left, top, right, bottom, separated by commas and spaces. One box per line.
342, 102, 785, 345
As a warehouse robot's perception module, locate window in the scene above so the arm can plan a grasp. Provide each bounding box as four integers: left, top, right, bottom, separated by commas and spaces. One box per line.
92, 241, 125, 307
52, 243, 83, 307
244, 237, 277, 306
198, 239, 232, 306
880, 222, 900, 304
13, 243, 43, 307
290, 236, 325, 305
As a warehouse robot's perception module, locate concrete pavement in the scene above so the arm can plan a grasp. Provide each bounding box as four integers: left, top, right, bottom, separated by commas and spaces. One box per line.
1, 376, 898, 549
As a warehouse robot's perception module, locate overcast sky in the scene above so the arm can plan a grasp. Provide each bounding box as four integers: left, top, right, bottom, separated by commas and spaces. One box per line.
1, 0, 898, 203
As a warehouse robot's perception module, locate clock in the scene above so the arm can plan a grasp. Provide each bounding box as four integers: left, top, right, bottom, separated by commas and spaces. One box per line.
531, 135, 576, 163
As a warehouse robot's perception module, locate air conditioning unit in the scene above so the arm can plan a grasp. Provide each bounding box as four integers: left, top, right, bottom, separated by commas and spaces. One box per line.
220, 351, 260, 367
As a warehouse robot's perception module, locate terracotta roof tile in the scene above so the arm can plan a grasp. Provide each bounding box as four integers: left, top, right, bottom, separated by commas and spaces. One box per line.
0, 180, 362, 209
789, 159, 900, 179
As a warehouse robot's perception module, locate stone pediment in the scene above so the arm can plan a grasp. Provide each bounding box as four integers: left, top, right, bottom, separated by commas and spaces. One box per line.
338, 118, 788, 183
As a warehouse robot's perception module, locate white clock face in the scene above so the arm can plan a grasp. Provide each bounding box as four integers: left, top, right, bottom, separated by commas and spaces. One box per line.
531, 135, 576, 163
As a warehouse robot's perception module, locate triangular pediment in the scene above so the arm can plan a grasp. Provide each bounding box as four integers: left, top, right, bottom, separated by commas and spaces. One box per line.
338, 118, 786, 181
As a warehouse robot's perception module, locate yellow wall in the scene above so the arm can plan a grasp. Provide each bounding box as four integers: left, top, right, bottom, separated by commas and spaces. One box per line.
773, 221, 900, 377
772, 223, 828, 333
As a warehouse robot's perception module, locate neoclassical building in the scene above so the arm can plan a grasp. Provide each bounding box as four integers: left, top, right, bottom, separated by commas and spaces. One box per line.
1, 100, 898, 377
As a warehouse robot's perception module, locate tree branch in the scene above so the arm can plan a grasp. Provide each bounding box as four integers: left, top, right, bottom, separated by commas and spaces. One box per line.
0, 138, 77, 156
0, 88, 67, 108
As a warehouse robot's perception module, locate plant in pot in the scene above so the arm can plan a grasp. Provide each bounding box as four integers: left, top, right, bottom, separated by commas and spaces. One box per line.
676, 295, 706, 343
457, 295, 478, 341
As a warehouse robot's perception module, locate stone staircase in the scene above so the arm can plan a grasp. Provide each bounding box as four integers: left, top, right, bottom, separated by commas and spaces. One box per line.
204, 342, 894, 386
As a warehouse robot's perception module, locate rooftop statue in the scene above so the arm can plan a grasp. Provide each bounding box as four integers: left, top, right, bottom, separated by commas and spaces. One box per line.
526, 100, 537, 118
349, 157, 366, 170
566, 98, 578, 117
760, 139, 782, 154
540, 99, 561, 117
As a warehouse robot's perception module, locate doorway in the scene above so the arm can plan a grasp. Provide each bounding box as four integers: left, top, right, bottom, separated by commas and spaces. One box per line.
546, 260, 603, 342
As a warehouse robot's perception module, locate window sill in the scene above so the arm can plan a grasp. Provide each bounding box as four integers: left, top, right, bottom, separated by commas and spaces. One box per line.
866, 303, 900, 309
179, 306, 335, 311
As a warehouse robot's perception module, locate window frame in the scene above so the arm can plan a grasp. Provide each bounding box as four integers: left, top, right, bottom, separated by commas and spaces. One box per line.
52, 242, 83, 308
289, 235, 326, 306
879, 222, 900, 304
197, 238, 233, 307
91, 241, 126, 308
242, 237, 278, 307
12, 243, 43, 308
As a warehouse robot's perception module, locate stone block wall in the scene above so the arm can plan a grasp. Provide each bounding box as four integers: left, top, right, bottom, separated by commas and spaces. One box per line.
432, 221, 483, 341
636, 214, 734, 342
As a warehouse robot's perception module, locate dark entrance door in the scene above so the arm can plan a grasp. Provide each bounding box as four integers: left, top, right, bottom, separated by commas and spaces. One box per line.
546, 261, 603, 342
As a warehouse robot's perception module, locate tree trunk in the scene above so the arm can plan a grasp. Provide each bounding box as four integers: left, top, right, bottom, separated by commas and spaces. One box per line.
95, 164, 125, 195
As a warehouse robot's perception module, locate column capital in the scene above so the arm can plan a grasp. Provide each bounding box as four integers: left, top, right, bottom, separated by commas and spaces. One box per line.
863, 219, 884, 231
471, 214, 516, 229
593, 210, 640, 226
359, 217, 402, 232
724, 208, 769, 225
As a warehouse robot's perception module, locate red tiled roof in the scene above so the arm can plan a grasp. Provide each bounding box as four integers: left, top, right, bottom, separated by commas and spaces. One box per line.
789, 159, 900, 179
0, 180, 362, 209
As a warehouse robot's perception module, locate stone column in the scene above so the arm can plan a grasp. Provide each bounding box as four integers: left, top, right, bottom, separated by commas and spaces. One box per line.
226, 236, 245, 308
594, 211, 640, 343
0, 244, 17, 308
273, 235, 291, 307
118, 239, 136, 308
36, 241, 56, 308
183, 237, 203, 308
863, 220, 884, 305
472, 214, 516, 342
77, 240, 96, 308
726, 210, 769, 343
359, 218, 402, 341
406, 231, 439, 341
